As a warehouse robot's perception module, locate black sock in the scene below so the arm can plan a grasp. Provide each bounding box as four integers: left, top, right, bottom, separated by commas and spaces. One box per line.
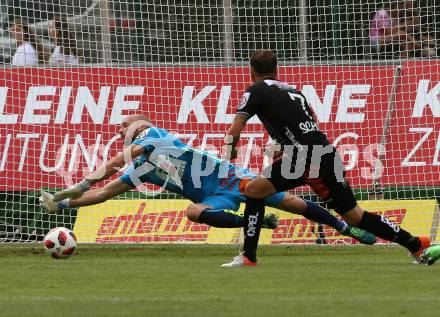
197, 209, 243, 228
357, 211, 421, 252
243, 197, 265, 262
303, 200, 345, 232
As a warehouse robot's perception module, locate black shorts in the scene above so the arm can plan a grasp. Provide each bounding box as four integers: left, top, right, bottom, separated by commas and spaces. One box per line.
262, 147, 357, 215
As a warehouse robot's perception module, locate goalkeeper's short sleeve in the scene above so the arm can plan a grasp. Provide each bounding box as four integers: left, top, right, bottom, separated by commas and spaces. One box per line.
132, 127, 164, 151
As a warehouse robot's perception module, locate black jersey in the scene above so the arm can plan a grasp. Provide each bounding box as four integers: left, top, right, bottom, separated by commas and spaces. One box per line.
237, 79, 330, 147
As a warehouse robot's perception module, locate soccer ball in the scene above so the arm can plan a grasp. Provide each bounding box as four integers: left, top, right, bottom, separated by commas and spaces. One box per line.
43, 227, 77, 259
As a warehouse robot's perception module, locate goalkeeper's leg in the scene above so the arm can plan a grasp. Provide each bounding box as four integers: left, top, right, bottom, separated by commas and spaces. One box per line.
187, 202, 278, 229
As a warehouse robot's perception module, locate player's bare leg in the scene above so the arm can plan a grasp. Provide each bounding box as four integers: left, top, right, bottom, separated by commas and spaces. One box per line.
245, 176, 277, 199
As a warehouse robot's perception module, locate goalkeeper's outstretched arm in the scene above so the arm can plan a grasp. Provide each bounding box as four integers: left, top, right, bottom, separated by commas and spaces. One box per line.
53, 144, 144, 202
68, 179, 132, 207
87, 144, 144, 186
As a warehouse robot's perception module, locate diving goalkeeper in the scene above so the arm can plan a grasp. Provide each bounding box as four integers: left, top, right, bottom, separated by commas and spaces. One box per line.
39, 114, 375, 244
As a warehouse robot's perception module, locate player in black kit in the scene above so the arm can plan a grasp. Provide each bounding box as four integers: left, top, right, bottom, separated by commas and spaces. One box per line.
221, 49, 430, 267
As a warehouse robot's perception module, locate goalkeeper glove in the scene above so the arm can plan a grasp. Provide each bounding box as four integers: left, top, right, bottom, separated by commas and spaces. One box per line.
39, 191, 60, 214
53, 179, 91, 202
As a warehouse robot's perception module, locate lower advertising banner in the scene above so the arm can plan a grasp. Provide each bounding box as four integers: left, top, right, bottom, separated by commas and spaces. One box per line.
74, 199, 439, 244
74, 200, 242, 244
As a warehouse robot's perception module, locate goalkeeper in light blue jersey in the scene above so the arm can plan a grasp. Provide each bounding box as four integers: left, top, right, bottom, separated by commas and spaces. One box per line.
40, 114, 375, 244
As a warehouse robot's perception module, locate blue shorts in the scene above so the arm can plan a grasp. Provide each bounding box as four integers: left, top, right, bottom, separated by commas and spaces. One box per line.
119, 174, 136, 188
119, 165, 143, 188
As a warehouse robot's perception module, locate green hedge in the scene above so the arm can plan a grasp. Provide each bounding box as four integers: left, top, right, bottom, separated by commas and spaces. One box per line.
353, 187, 440, 201
0, 190, 184, 242
0, 191, 79, 242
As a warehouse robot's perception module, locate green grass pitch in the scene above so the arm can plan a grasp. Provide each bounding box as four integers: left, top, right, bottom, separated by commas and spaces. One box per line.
0, 244, 439, 317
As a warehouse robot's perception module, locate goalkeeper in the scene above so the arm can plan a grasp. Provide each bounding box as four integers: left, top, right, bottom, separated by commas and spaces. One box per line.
40, 114, 375, 244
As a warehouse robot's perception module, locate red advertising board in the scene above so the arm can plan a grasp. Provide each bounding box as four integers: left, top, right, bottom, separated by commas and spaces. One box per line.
384, 61, 440, 186
0, 64, 438, 190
